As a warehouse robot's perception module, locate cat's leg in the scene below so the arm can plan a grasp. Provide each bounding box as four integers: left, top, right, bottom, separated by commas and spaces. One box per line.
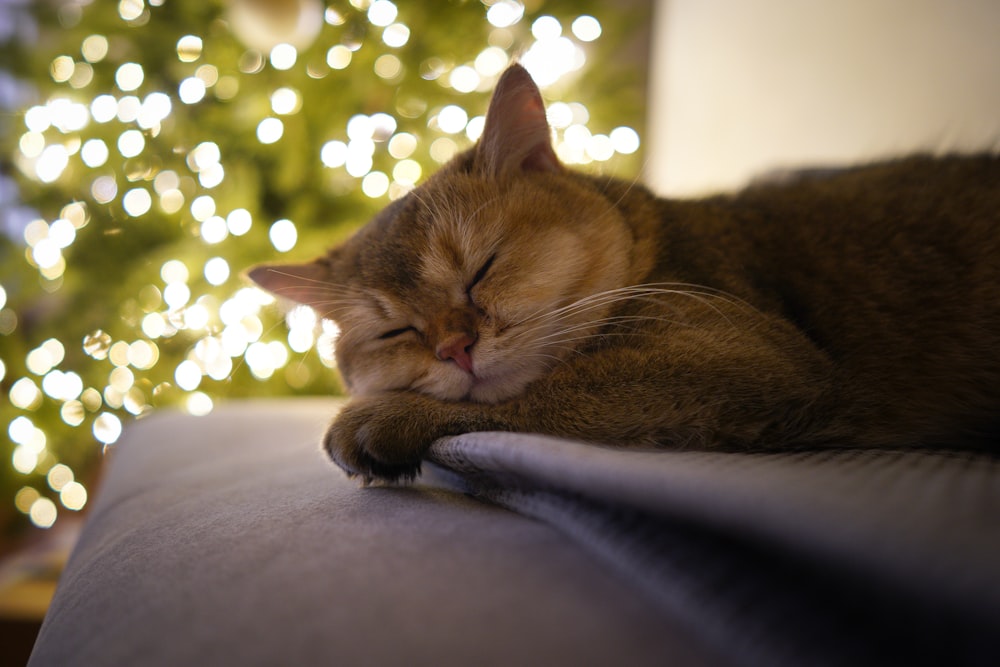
323, 392, 505, 483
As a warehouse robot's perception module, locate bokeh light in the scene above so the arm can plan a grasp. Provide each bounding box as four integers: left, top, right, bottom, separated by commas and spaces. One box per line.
0, 0, 644, 533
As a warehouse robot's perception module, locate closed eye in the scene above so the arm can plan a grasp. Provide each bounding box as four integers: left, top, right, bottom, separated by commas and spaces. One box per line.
378, 326, 415, 340
468, 253, 496, 292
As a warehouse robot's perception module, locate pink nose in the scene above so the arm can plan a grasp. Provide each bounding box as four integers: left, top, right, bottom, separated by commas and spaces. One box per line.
436, 333, 476, 373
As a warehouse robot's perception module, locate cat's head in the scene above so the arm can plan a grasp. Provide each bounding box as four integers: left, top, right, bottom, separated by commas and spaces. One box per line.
249, 64, 635, 403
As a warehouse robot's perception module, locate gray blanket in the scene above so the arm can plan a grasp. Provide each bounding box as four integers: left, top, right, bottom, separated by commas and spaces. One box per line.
430, 433, 1000, 666
29, 399, 1000, 666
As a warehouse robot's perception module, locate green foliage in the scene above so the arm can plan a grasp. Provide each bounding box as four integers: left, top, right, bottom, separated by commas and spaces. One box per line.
0, 0, 648, 537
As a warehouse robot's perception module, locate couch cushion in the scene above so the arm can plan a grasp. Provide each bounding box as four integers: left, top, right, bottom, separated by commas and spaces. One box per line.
29, 399, 715, 667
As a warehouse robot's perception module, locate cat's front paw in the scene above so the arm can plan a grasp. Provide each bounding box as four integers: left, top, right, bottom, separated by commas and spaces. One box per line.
323, 394, 439, 484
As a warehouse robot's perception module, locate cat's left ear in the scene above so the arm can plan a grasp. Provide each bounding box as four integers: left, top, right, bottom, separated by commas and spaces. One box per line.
245, 260, 331, 309
475, 64, 561, 177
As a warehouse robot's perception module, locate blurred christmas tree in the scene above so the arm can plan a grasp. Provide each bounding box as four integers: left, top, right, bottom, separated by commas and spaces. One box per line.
0, 0, 649, 538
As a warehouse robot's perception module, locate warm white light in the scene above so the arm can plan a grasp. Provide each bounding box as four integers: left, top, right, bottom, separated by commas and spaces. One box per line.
48, 219, 76, 248
186, 392, 213, 416
91, 176, 117, 203
176, 34, 203, 62
115, 62, 144, 91
118, 0, 144, 21
47, 464, 74, 491
161, 259, 189, 284
465, 116, 485, 141
190, 195, 216, 221
521, 37, 585, 88
47, 98, 89, 133
362, 171, 389, 198
200, 216, 228, 244
117, 129, 145, 158
178, 77, 206, 104
142, 312, 166, 338
128, 340, 159, 369
81, 139, 109, 167
327, 45, 352, 70
91, 95, 118, 123
271, 87, 300, 115
269, 219, 297, 252
175, 359, 202, 391
388, 133, 416, 159
572, 15, 602, 42
113, 97, 139, 125
610, 126, 641, 154
430, 137, 457, 163
204, 257, 230, 285
163, 283, 191, 309
474, 47, 508, 77
122, 188, 152, 217
487, 0, 523, 28
36, 145, 69, 183
436, 105, 468, 134
531, 15, 562, 40
8, 417, 33, 445
32, 239, 61, 270
44, 370, 83, 400
82, 34, 109, 63
29, 497, 57, 529
184, 303, 210, 330
199, 163, 225, 189
546, 102, 574, 129
257, 117, 284, 144
24, 106, 51, 132
368, 0, 397, 27
51, 55, 74, 82
93, 412, 123, 445
449, 66, 480, 93
370, 113, 397, 141
321, 141, 348, 168
392, 159, 421, 185
60, 481, 88, 511
374, 55, 401, 80
189, 142, 220, 171
20, 132, 44, 159
270, 43, 297, 70
382, 23, 410, 48
347, 114, 374, 141
345, 150, 373, 177
227, 208, 252, 235
138, 92, 172, 128
586, 134, 614, 161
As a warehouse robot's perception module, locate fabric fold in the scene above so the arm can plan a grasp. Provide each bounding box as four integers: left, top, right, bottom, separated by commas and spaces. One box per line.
428, 432, 1000, 667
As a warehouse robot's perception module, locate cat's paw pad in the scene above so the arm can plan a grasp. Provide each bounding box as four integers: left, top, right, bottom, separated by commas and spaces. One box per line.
323, 396, 433, 484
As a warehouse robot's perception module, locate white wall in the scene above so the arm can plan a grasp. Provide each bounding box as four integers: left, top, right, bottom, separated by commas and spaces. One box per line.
646, 0, 1000, 196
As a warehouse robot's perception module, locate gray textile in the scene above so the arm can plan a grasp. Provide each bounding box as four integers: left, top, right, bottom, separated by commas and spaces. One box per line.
28, 400, 716, 667
31, 399, 1000, 666
430, 433, 1000, 666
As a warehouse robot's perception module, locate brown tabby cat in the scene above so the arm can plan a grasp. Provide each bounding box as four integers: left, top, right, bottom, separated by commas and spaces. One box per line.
249, 64, 1000, 483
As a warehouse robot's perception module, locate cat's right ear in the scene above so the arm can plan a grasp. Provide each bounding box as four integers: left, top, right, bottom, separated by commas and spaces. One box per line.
245, 260, 331, 309
475, 64, 561, 177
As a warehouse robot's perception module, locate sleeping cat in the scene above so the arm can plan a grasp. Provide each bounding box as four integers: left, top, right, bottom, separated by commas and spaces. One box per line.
249, 64, 1000, 483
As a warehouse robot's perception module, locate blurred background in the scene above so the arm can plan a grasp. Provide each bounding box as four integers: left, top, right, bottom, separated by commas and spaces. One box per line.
0, 0, 651, 549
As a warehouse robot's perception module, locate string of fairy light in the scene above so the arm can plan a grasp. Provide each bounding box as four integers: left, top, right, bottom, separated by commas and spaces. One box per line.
2, 0, 642, 531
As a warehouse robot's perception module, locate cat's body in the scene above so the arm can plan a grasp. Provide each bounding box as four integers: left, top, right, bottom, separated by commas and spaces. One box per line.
250, 65, 1000, 482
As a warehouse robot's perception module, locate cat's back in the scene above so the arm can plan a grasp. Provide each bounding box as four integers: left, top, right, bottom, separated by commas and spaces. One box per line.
720, 153, 1000, 443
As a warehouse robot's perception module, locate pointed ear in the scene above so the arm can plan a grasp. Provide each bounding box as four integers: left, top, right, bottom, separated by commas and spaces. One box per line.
475, 64, 561, 177
245, 260, 331, 309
